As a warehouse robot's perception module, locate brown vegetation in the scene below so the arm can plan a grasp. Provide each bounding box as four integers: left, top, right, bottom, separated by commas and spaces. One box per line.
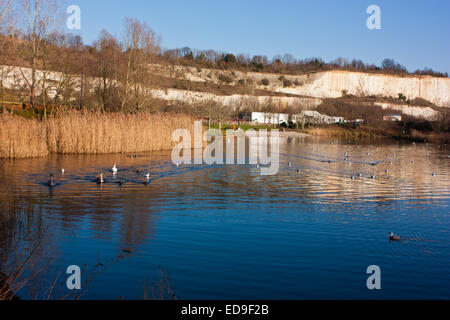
0, 111, 194, 158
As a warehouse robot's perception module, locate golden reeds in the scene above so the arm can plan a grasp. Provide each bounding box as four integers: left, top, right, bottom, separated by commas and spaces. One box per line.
0, 111, 195, 158
304, 126, 373, 138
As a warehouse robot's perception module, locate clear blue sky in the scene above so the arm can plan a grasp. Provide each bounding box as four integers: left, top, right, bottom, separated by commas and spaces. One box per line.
63, 0, 450, 74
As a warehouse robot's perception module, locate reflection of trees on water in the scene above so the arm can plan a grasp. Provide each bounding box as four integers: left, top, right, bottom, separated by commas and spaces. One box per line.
1, 161, 167, 299
10, 185, 163, 252
0, 162, 49, 300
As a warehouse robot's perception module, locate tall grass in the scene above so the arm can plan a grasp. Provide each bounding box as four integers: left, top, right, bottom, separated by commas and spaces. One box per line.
304, 126, 373, 138
0, 111, 195, 158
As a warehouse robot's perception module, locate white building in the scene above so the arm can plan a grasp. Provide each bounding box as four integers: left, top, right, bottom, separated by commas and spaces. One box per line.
251, 112, 289, 125
383, 114, 402, 122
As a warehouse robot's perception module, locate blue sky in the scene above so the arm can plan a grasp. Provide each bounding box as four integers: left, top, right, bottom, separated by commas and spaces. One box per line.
64, 0, 450, 74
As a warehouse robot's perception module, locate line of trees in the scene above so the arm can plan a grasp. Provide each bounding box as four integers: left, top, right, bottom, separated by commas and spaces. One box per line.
162, 48, 448, 78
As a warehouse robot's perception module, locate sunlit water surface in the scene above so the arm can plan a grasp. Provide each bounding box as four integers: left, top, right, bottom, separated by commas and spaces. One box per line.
2, 136, 450, 299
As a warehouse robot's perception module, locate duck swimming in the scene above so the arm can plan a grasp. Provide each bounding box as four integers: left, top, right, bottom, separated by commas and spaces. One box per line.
48, 174, 56, 187
389, 232, 401, 242
96, 172, 104, 184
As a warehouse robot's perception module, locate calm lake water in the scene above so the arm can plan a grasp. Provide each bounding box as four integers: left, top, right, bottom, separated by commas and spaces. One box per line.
1, 136, 450, 299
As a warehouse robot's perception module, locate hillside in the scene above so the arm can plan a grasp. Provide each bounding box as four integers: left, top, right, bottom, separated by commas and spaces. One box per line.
1, 62, 447, 122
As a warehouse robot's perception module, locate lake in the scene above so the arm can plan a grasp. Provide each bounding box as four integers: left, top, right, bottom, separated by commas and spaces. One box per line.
1, 136, 449, 299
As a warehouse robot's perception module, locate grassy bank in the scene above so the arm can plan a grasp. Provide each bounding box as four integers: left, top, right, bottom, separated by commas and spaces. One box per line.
302, 123, 450, 142
303, 125, 383, 139
0, 111, 195, 159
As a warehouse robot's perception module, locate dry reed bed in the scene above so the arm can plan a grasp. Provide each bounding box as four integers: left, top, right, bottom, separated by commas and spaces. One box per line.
0, 111, 195, 158
304, 126, 374, 138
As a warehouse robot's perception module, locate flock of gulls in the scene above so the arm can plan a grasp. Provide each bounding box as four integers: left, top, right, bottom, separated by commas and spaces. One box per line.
47, 161, 183, 188
286, 146, 441, 181
43, 143, 448, 243
46, 145, 445, 187
47, 162, 148, 187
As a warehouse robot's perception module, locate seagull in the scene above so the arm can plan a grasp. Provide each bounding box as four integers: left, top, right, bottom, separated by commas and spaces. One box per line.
112, 162, 118, 173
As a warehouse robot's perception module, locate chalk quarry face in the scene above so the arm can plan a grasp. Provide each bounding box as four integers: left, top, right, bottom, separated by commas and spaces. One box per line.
277, 70, 450, 107
2, 64, 449, 119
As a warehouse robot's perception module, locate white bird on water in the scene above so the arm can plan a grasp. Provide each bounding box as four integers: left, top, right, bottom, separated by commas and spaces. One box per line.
145, 172, 150, 179
112, 162, 118, 173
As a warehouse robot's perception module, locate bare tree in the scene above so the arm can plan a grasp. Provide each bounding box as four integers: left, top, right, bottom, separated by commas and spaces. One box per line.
0, 0, 14, 110
94, 30, 120, 112
118, 18, 160, 112
18, 0, 61, 112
